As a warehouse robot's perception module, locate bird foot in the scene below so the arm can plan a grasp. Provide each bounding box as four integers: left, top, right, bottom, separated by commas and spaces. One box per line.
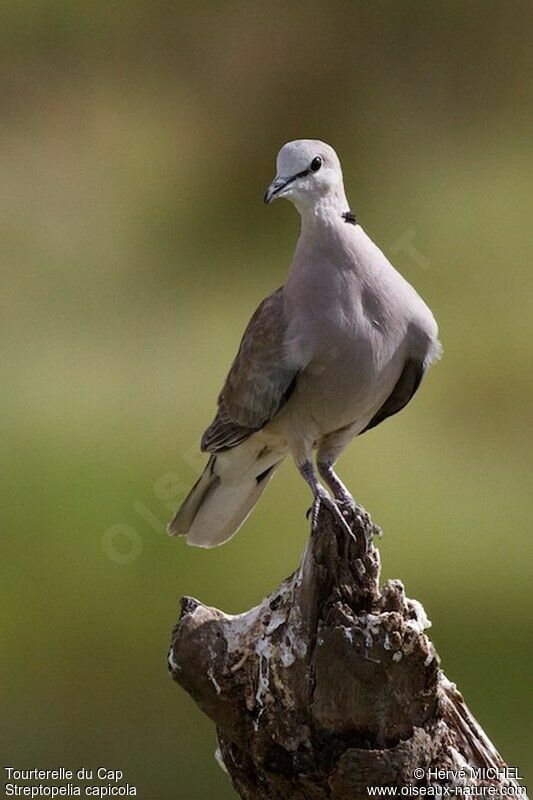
334, 492, 357, 514
307, 488, 357, 544
334, 497, 383, 544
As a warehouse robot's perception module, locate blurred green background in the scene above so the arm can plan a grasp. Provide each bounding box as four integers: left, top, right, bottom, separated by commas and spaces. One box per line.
1, 1, 532, 797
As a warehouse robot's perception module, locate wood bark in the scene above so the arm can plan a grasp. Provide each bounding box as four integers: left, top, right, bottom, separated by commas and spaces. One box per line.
168, 506, 525, 799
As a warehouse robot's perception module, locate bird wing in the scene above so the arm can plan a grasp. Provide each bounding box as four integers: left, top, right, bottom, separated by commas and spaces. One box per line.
201, 288, 299, 453
359, 358, 425, 434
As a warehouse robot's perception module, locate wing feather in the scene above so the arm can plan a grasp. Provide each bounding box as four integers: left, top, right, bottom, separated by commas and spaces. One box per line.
201, 288, 298, 453
359, 359, 425, 435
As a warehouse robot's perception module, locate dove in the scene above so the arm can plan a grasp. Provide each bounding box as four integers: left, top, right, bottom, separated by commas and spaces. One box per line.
168, 139, 441, 547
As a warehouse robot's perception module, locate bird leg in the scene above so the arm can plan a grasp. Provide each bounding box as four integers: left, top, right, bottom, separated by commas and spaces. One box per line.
317, 459, 382, 541
317, 460, 356, 509
299, 461, 356, 542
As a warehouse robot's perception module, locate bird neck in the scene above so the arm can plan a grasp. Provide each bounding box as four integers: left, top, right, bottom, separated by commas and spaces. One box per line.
297, 188, 350, 232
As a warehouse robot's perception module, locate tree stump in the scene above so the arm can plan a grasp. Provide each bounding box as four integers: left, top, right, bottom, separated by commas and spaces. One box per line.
168, 507, 525, 799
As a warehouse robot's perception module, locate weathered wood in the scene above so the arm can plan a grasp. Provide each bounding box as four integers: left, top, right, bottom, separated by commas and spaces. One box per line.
168, 506, 525, 799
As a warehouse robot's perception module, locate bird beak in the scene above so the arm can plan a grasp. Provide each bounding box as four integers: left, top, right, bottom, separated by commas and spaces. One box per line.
264, 176, 291, 204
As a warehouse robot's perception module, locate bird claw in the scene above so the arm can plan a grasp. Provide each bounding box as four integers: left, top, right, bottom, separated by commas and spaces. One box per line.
334, 497, 383, 546
350, 505, 382, 543
309, 490, 357, 544
335, 497, 358, 519
334, 490, 357, 511
335, 494, 366, 525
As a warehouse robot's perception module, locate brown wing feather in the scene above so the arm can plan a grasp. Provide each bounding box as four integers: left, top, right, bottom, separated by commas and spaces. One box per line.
201, 288, 299, 453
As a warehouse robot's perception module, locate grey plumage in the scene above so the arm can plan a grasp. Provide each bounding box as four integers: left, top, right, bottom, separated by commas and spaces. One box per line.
169, 139, 441, 547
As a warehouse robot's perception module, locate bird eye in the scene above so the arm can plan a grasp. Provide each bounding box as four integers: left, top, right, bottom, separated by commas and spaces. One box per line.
310, 156, 323, 172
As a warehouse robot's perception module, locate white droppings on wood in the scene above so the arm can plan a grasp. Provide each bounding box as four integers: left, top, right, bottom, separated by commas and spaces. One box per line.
280, 622, 307, 667
208, 665, 222, 695
214, 740, 229, 774
356, 612, 382, 648
406, 598, 432, 633
439, 674, 457, 692
392, 651, 403, 662
266, 609, 287, 635
223, 603, 263, 653
167, 646, 179, 672
255, 636, 273, 707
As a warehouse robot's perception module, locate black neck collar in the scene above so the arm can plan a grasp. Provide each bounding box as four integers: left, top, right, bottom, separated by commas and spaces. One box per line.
342, 210, 357, 225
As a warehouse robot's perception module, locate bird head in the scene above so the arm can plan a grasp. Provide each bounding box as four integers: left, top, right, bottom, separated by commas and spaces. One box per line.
264, 140, 346, 213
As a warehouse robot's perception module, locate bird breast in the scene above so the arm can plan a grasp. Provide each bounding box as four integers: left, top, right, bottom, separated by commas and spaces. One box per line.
283, 283, 408, 435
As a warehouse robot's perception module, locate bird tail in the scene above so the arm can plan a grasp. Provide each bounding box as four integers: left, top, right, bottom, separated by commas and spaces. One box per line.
167, 456, 280, 548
